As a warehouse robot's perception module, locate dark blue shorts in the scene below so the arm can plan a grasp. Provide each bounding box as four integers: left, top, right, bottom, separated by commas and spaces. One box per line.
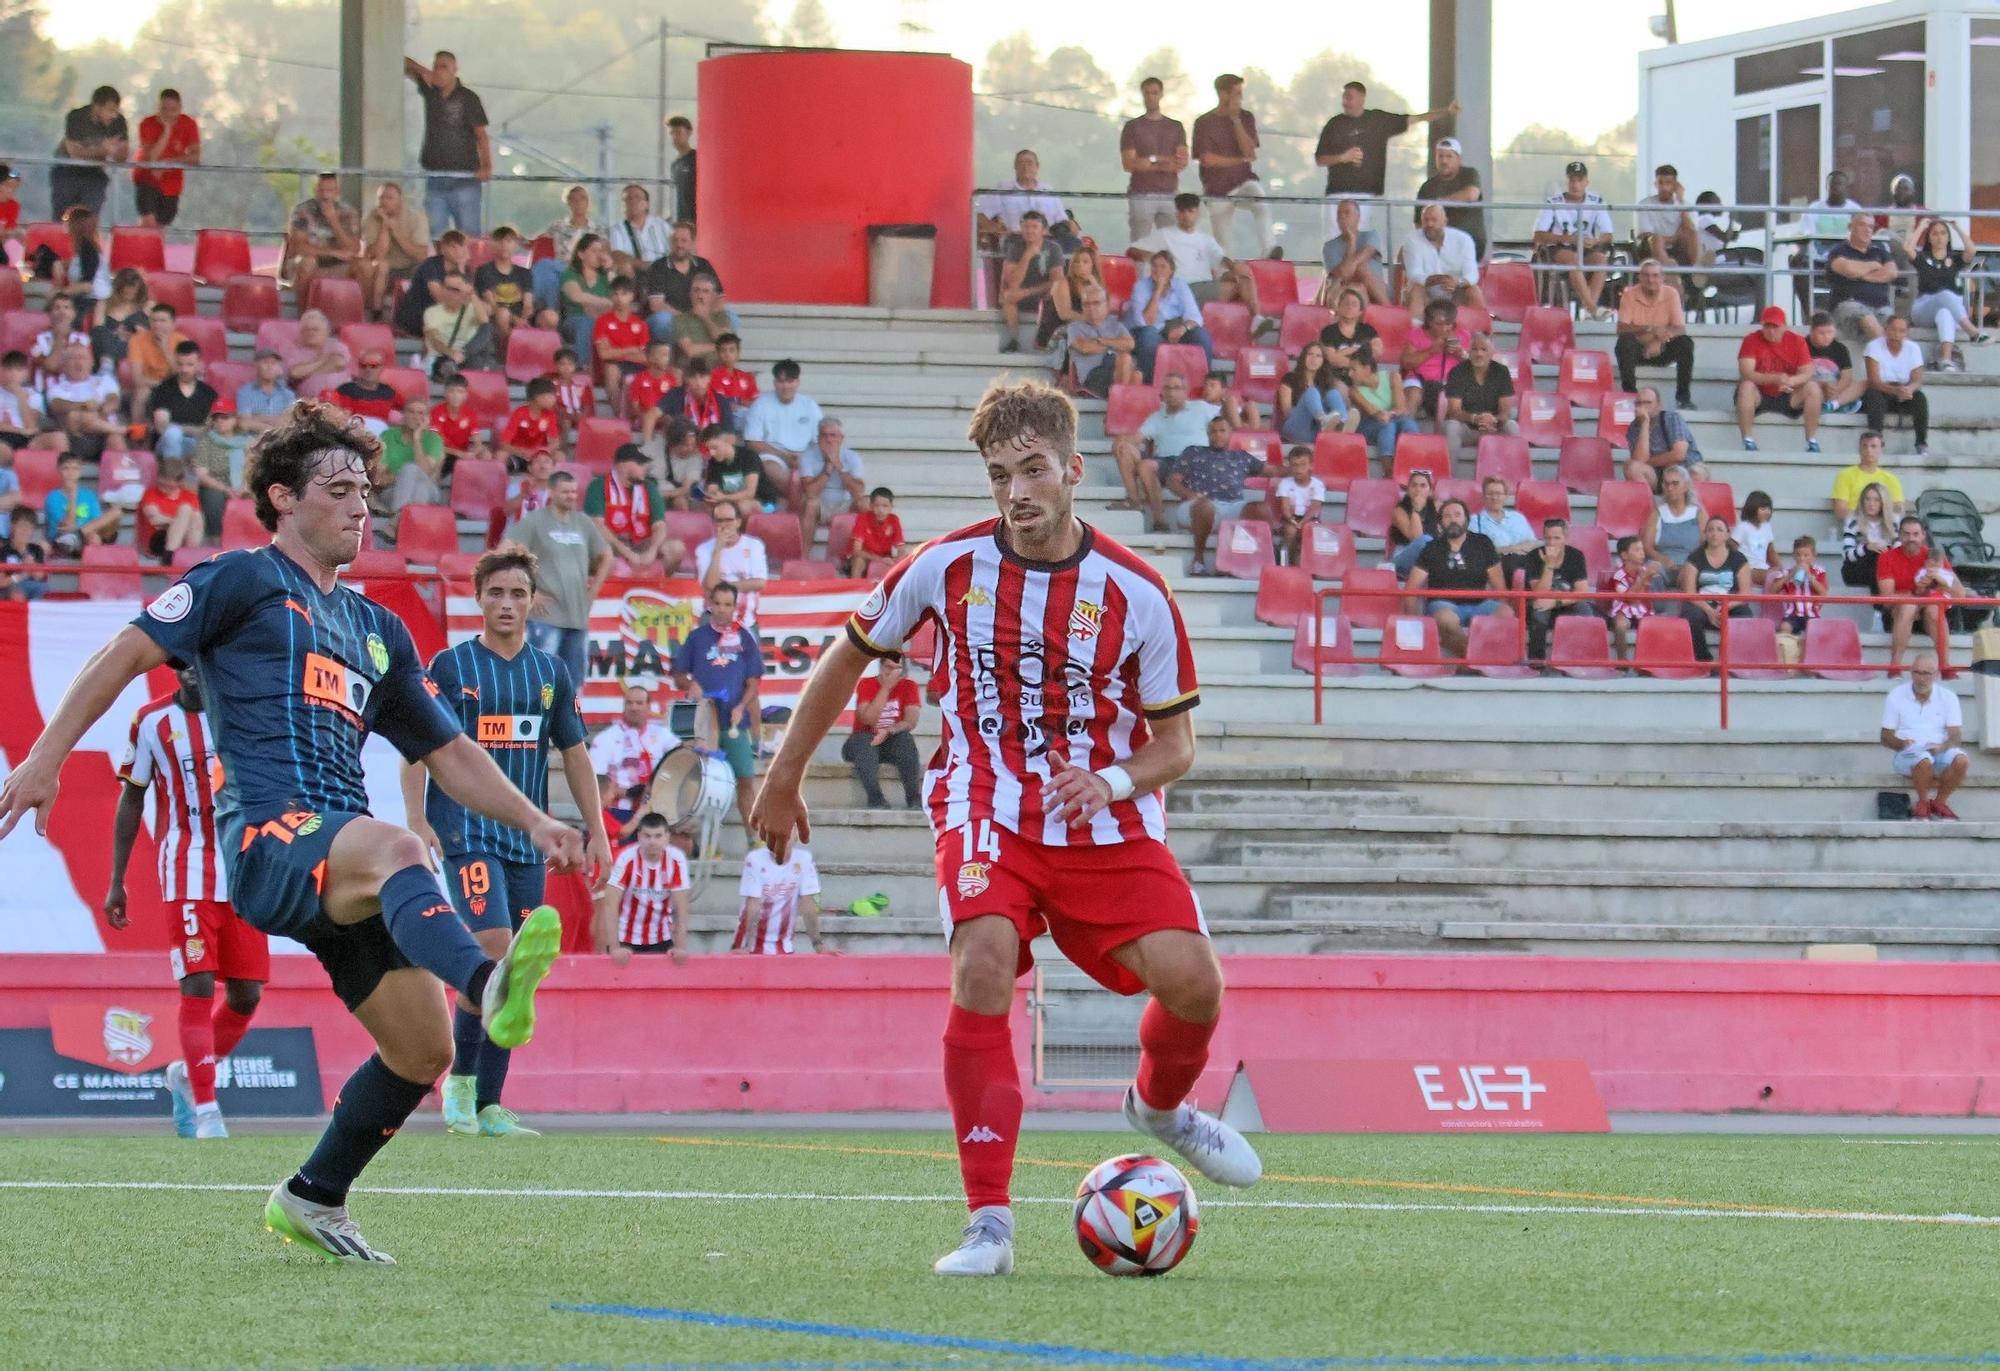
444, 852, 546, 933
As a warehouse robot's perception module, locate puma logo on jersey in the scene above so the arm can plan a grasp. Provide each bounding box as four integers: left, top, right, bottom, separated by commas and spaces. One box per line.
961, 1125, 1006, 1143
959, 586, 993, 608
283, 598, 313, 625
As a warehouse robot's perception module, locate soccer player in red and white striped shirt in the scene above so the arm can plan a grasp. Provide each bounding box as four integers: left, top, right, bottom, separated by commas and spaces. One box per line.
594, 815, 690, 964
105, 666, 269, 1140
751, 379, 1260, 1278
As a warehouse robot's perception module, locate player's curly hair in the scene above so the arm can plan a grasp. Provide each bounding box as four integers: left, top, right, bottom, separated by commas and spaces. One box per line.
966, 379, 1077, 458
245, 400, 382, 531
472, 541, 540, 594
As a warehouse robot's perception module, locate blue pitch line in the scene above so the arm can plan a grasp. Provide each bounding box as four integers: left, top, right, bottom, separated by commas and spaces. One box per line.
310, 1356, 2000, 1371
1289, 1360, 2000, 1369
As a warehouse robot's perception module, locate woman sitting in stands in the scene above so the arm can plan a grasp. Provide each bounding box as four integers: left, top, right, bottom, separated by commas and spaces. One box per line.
90, 268, 150, 368
1316, 286, 1379, 380
1038, 245, 1103, 351
1276, 341, 1350, 446
1731, 489, 1778, 591
1842, 481, 1894, 590
1389, 466, 1440, 580
1678, 515, 1752, 664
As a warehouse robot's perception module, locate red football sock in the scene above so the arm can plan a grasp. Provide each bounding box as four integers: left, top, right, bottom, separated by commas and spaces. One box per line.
942, 1005, 1021, 1213
178, 994, 218, 1107
1135, 999, 1216, 1113
211, 1002, 255, 1060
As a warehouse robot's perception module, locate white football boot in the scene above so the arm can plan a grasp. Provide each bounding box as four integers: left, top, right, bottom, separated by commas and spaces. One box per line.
932, 1205, 1015, 1276
263, 1182, 396, 1264
1123, 1085, 1263, 1188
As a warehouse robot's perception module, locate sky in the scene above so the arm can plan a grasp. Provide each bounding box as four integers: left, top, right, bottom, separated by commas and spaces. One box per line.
45, 0, 1872, 143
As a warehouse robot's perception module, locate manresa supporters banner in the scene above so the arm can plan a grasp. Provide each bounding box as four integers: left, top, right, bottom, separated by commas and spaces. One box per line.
0, 1028, 323, 1117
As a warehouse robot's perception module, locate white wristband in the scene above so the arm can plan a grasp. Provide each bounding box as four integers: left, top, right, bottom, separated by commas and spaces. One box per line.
1095, 765, 1135, 802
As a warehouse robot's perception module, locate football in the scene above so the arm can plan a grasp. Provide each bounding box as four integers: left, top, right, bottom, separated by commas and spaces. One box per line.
1073, 1153, 1199, 1277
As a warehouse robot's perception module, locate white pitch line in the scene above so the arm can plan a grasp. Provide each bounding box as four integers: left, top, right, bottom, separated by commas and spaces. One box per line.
0, 1179, 1995, 1227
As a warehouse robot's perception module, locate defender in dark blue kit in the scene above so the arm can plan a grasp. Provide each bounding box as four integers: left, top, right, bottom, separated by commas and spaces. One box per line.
0, 401, 586, 1265
402, 542, 610, 1138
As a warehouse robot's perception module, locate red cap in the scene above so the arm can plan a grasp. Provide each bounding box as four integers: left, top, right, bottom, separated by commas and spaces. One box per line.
209, 397, 235, 415
1758, 306, 1788, 327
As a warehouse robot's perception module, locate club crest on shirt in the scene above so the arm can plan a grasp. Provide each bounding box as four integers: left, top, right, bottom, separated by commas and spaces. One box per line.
1069, 600, 1103, 642
366, 633, 390, 675
956, 861, 991, 899
541, 682, 556, 708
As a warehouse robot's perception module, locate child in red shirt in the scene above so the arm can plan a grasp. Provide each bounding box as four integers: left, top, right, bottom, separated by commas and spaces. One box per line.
430, 372, 488, 461
550, 348, 595, 442
846, 486, 907, 578
0, 164, 21, 234
628, 339, 680, 446
137, 459, 204, 562
590, 276, 650, 409
710, 333, 759, 416
500, 376, 564, 467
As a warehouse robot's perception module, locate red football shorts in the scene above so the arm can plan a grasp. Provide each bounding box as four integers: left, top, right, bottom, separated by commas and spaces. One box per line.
167, 899, 272, 982
933, 823, 1208, 995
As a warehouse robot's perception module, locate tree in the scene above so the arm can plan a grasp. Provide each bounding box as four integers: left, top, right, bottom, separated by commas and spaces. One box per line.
779, 0, 836, 49
1126, 49, 1193, 115
0, 0, 78, 218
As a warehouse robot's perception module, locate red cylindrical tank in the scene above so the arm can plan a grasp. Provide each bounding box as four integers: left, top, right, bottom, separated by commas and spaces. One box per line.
697, 49, 974, 307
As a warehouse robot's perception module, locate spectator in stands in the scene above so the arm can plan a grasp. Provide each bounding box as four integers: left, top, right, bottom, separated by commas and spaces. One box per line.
333, 352, 398, 433
1881, 652, 1968, 821
1807, 169, 1860, 237
976, 148, 1080, 250
406, 50, 490, 235
847, 656, 922, 810
1201, 371, 1262, 431
1400, 299, 1471, 422
1606, 535, 1659, 661
46, 344, 122, 461
1777, 535, 1826, 633
1634, 165, 1702, 280
998, 211, 1063, 353
1193, 75, 1275, 258
848, 486, 906, 573
395, 228, 474, 339
697, 504, 770, 628
0, 351, 66, 454
1826, 213, 1897, 342
644, 221, 725, 329
0, 165, 17, 244
500, 376, 564, 467
1678, 516, 1752, 663
223, 351, 287, 440
798, 415, 864, 549
1133, 194, 1255, 307
1907, 218, 1984, 372
1523, 519, 1591, 662
506, 448, 556, 523
1644, 465, 1704, 581
91, 268, 150, 369
1276, 343, 1348, 446
1040, 247, 1104, 351
1349, 350, 1419, 469
362, 182, 431, 320
135, 457, 203, 562
589, 683, 680, 816
508, 469, 610, 686
710, 333, 757, 422
282, 310, 351, 395
30, 294, 91, 388
1318, 197, 1388, 307
1, 507, 49, 601
190, 401, 247, 537
148, 340, 216, 463
672, 274, 734, 364
427, 373, 486, 463
423, 270, 495, 377
556, 233, 615, 363
1877, 515, 1964, 671
671, 581, 764, 832
661, 357, 736, 436
48, 206, 106, 305
1165, 413, 1260, 577
1806, 311, 1866, 414
1122, 77, 1188, 243
1624, 387, 1706, 489
43, 451, 119, 556
1271, 445, 1324, 567
377, 393, 446, 514
1316, 79, 1457, 237
1405, 498, 1506, 657
51, 85, 128, 220
1067, 286, 1138, 399
587, 444, 680, 577
1441, 332, 1517, 464
534, 185, 607, 319
1319, 286, 1378, 376
1112, 372, 1213, 528
1389, 468, 1441, 578
628, 339, 681, 452
1831, 431, 1905, 524
1414, 137, 1485, 258
125, 302, 189, 416
550, 347, 594, 437
589, 277, 649, 408
1469, 476, 1538, 566
668, 115, 697, 223
1615, 260, 1694, 407
1735, 307, 1824, 452
744, 358, 823, 478
473, 224, 532, 348
608, 183, 671, 279
1532, 162, 1615, 320
1398, 204, 1483, 317
1126, 252, 1211, 383
1842, 481, 1895, 590
1862, 313, 1928, 455
657, 420, 704, 511
701, 425, 767, 522
287, 172, 380, 313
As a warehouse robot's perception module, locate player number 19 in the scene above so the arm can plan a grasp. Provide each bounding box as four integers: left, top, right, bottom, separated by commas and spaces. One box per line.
961, 819, 1000, 865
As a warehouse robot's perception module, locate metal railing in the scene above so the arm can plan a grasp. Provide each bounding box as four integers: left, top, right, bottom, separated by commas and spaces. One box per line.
1306, 583, 1990, 731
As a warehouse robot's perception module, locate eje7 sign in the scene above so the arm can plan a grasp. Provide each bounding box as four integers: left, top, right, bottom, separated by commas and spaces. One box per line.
1414, 1064, 1550, 1112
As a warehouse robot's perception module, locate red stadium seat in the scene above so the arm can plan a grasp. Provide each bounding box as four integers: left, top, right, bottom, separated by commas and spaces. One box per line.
1391, 432, 1450, 485
339, 322, 395, 362
749, 512, 804, 565
1104, 382, 1160, 437
1278, 304, 1333, 356
221, 274, 283, 334
1566, 522, 1610, 585
1363, 304, 1414, 362
1455, 304, 1493, 336
1519, 306, 1574, 368
575, 416, 629, 469
1214, 518, 1274, 580
506, 327, 563, 383
1597, 391, 1638, 449
661, 511, 714, 573
1230, 429, 1281, 466
1725, 617, 1791, 680
433, 551, 481, 585
1634, 616, 1702, 679
1291, 612, 1361, 677
1378, 614, 1453, 678
13, 450, 61, 506
1343, 478, 1398, 540
255, 318, 301, 356
1490, 347, 1533, 398
1805, 617, 1876, 681
0, 273, 19, 313
465, 236, 496, 267
1339, 567, 1399, 629
381, 367, 430, 407
1556, 350, 1614, 409
459, 369, 511, 429
1557, 435, 1615, 495
1695, 481, 1735, 527
1254, 565, 1314, 627
1235, 347, 1286, 406
1550, 614, 1618, 678
112, 227, 169, 273
1473, 434, 1531, 489
529, 234, 557, 263
1311, 432, 1370, 490
1516, 390, 1574, 448
1246, 258, 1297, 318
101, 448, 155, 497
783, 558, 840, 579
170, 546, 213, 573
1594, 480, 1653, 539
1436, 477, 1481, 512
1482, 261, 1535, 323
395, 504, 459, 564
825, 511, 859, 562
206, 358, 254, 400
24, 222, 71, 262
143, 270, 196, 317
193, 229, 252, 284
1099, 255, 1137, 313
310, 277, 368, 327
1465, 614, 1533, 679
178, 315, 228, 364
1300, 521, 1355, 583
81, 544, 144, 601
347, 548, 408, 579
1516, 480, 1572, 528
1150, 343, 1208, 395
0, 309, 41, 356
448, 459, 508, 524
1201, 300, 1253, 363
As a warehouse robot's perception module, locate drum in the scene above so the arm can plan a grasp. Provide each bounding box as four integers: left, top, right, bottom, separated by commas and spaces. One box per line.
644, 745, 735, 834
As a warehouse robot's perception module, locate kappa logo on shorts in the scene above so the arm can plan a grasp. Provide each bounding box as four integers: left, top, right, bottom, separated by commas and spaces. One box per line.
956, 861, 991, 899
